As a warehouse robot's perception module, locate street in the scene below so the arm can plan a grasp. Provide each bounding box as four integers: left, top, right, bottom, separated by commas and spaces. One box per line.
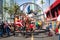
0, 33, 59, 40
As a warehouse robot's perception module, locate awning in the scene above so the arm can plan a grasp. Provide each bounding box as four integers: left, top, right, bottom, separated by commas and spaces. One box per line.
50, 0, 60, 9
45, 0, 60, 14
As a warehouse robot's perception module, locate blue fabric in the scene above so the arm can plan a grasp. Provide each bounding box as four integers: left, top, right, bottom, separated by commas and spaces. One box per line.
27, 5, 30, 13
5, 27, 10, 36
54, 23, 56, 28
0, 30, 3, 36
49, 24, 52, 29
36, 22, 38, 26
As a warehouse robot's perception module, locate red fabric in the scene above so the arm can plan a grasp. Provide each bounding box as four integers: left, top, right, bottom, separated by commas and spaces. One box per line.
15, 20, 23, 27
55, 28, 58, 33
29, 24, 35, 28
50, 0, 60, 10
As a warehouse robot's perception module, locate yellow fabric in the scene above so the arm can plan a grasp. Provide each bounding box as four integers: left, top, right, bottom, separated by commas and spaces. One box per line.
59, 28, 60, 34
15, 18, 18, 22
52, 21, 54, 26
38, 21, 42, 26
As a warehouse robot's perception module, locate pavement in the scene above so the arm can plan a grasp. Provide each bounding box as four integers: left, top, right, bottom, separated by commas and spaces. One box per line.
0, 33, 59, 40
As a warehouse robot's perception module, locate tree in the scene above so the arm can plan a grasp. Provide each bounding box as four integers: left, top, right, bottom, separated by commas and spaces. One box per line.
37, 9, 42, 13
3, 3, 23, 24
40, 0, 45, 21
4, 6, 8, 10
4, 3, 21, 17
40, 0, 45, 12
40, 0, 45, 5
13, 3, 20, 15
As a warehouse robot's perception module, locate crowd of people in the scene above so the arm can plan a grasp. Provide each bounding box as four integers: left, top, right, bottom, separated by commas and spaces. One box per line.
15, 13, 43, 32
0, 13, 43, 37
14, 13, 60, 37
0, 11, 60, 37
0, 21, 14, 37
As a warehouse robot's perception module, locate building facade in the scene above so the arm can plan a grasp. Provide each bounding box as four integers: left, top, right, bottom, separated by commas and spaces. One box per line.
0, 0, 3, 20
45, 0, 60, 21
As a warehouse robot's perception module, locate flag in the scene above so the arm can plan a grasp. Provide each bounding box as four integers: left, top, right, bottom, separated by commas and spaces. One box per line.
27, 5, 30, 13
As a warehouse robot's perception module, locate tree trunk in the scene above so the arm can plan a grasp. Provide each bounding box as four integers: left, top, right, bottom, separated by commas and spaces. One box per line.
41, 0, 45, 21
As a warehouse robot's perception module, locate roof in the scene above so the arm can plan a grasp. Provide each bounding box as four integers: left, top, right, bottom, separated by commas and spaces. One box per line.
45, 0, 60, 13
50, 0, 60, 9
45, 0, 60, 20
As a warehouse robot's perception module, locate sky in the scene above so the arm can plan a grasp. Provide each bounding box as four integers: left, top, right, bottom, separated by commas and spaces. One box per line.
15, 0, 55, 12
15, 0, 33, 5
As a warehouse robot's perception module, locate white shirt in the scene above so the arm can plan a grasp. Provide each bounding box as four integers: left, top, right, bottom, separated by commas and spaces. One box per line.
57, 15, 60, 21
28, 13, 34, 17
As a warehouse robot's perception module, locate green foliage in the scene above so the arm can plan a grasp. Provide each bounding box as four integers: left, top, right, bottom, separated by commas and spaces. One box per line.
37, 10, 42, 12
8, 8, 14, 15
40, 0, 45, 4
4, 6, 9, 10
13, 4, 19, 11
4, 3, 21, 15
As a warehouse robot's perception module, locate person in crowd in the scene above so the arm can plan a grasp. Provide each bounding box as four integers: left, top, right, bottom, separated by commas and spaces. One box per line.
38, 20, 42, 29
52, 21, 56, 31
0, 21, 4, 37
9, 23, 14, 33
54, 21, 56, 30
48, 22, 55, 36
55, 15, 60, 34
1, 21, 5, 35
35, 21, 39, 29
4, 21, 10, 36
24, 16, 30, 32
57, 15, 60, 40
29, 22, 36, 32
12, 23, 15, 35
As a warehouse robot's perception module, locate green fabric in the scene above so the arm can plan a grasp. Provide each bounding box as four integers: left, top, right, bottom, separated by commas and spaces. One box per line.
36, 21, 38, 25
